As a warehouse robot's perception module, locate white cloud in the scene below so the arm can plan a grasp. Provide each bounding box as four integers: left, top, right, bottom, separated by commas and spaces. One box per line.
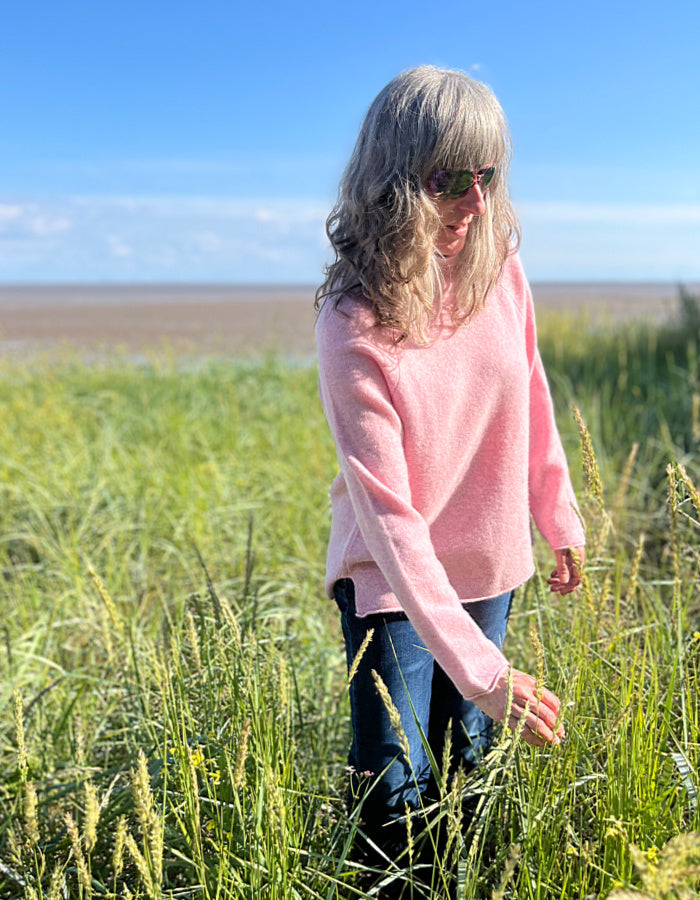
0, 202, 71, 238
0, 204, 22, 222
187, 230, 223, 253
106, 235, 133, 258
519, 203, 700, 281
0, 194, 698, 282
0, 195, 330, 281
520, 202, 700, 226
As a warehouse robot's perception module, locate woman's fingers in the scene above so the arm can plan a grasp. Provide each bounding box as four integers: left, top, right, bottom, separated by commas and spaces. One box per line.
477, 668, 566, 747
548, 546, 585, 594
507, 672, 565, 745
508, 706, 563, 747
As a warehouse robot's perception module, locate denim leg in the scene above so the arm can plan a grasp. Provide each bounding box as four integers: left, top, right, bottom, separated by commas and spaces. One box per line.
427, 590, 513, 775
334, 579, 434, 838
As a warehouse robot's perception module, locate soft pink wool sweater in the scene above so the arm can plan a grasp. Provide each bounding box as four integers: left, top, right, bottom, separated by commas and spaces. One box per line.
316, 252, 585, 701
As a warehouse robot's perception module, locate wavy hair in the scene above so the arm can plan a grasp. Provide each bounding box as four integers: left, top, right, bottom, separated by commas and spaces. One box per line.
315, 65, 521, 342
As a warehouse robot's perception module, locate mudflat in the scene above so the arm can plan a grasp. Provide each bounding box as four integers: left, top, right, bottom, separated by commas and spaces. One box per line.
0, 282, 691, 357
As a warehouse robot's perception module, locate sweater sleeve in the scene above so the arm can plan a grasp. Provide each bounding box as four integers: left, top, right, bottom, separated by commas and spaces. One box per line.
520, 267, 586, 550
317, 318, 510, 702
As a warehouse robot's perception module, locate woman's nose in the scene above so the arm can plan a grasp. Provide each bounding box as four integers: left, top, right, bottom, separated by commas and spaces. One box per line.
457, 184, 487, 216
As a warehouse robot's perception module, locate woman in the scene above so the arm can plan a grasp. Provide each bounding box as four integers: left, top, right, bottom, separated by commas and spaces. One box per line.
314, 65, 585, 865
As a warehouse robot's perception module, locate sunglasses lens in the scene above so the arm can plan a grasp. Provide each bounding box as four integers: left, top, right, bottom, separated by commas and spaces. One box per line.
428, 170, 452, 195
481, 166, 496, 189
429, 166, 496, 199
442, 171, 476, 198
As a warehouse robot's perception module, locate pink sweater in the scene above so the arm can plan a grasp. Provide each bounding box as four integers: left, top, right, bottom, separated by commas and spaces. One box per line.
315, 252, 585, 701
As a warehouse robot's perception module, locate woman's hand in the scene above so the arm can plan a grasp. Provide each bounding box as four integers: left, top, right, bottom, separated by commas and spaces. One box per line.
547, 546, 585, 595
475, 668, 565, 748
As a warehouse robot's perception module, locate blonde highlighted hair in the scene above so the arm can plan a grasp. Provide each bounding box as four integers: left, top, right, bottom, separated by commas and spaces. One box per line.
315, 65, 521, 342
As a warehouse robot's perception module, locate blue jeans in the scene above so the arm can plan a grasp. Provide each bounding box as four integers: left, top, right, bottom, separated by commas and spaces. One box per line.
333, 578, 513, 844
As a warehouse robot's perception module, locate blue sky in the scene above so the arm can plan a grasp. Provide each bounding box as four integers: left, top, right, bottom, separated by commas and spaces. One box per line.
1, 0, 699, 283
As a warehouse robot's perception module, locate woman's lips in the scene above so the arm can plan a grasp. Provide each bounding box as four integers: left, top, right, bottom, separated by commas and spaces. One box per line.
447, 221, 470, 236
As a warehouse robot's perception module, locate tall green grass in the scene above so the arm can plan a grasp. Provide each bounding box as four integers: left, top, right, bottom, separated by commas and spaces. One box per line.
1, 300, 699, 898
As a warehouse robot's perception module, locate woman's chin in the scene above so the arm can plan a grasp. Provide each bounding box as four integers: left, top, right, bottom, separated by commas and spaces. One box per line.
436, 231, 467, 257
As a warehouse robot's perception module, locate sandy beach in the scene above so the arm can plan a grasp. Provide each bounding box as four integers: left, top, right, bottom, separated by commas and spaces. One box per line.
0, 282, 693, 357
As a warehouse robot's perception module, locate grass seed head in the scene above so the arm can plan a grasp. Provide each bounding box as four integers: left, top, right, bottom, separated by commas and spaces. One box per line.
87, 564, 124, 638
47, 866, 66, 900
83, 781, 100, 854
677, 463, 700, 522
371, 669, 411, 765
491, 843, 521, 900
184, 609, 202, 670
529, 622, 546, 702
347, 627, 374, 685
612, 442, 639, 520
440, 719, 453, 798
112, 816, 128, 878
667, 464, 682, 582
23, 781, 40, 849
404, 803, 414, 864
628, 532, 645, 601
130, 750, 164, 885
234, 717, 252, 790
13, 690, 28, 783
573, 404, 604, 507
125, 832, 157, 899
65, 812, 91, 894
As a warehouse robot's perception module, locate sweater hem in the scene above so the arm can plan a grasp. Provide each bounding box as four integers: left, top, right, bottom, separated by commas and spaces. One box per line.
338, 567, 536, 619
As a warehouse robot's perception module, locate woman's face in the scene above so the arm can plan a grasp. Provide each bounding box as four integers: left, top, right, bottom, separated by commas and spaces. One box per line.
433, 184, 488, 257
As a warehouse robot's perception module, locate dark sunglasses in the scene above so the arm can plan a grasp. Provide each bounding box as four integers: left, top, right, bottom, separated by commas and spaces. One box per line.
427, 165, 496, 200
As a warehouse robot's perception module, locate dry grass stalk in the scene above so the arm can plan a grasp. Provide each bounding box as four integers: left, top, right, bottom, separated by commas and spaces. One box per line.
74, 716, 86, 769
265, 762, 289, 850
186, 744, 201, 829
445, 767, 466, 864
46, 866, 65, 900
667, 464, 682, 586
112, 816, 128, 879
219, 594, 242, 648
628, 532, 645, 602
347, 628, 375, 685
573, 404, 613, 558
130, 750, 164, 890
440, 719, 453, 798
404, 802, 414, 865
87, 565, 124, 638
233, 717, 251, 789
184, 609, 202, 670
23, 781, 39, 849
573, 405, 604, 508
491, 843, 521, 900
581, 567, 597, 617
677, 463, 700, 522
124, 833, 157, 899
496, 667, 516, 751
65, 812, 91, 895
514, 701, 530, 743
82, 782, 99, 854
612, 442, 639, 522
13, 690, 28, 783
529, 622, 546, 703
371, 669, 411, 765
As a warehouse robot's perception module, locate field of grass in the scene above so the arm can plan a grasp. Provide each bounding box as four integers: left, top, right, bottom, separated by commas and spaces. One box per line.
1, 297, 700, 898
